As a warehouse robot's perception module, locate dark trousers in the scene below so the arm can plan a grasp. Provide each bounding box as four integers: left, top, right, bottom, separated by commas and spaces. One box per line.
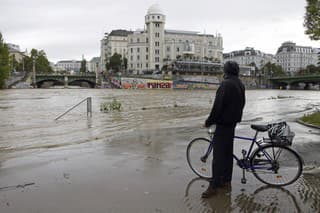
210, 124, 236, 188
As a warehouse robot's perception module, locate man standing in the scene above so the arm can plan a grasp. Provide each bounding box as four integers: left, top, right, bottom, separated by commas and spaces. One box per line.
202, 61, 245, 198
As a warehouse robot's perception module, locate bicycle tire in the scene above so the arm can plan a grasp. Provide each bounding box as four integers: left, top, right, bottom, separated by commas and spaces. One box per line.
186, 138, 212, 179
250, 144, 303, 186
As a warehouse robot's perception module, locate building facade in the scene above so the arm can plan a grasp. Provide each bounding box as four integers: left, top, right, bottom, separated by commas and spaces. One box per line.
88, 57, 101, 73
100, 30, 133, 72
275, 41, 318, 74
56, 60, 81, 72
223, 47, 275, 70
7, 43, 26, 64
101, 4, 223, 73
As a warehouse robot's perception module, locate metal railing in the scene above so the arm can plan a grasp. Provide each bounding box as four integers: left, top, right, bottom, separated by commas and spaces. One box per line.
55, 97, 92, 120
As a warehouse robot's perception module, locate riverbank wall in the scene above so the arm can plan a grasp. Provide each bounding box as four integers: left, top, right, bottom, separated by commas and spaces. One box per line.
110, 76, 219, 90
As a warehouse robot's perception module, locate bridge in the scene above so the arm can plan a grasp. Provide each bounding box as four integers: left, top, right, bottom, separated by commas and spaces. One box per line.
269, 75, 320, 89
36, 74, 97, 88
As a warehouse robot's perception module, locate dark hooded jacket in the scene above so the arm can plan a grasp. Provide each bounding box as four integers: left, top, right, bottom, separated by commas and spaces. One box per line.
205, 74, 245, 127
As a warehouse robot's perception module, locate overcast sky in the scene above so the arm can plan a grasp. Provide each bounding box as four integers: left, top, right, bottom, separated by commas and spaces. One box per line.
1, 0, 319, 63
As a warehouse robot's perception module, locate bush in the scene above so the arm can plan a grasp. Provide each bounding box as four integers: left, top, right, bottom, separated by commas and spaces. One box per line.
100, 98, 122, 112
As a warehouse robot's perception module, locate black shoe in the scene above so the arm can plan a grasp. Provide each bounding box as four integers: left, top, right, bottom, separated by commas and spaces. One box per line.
201, 186, 217, 198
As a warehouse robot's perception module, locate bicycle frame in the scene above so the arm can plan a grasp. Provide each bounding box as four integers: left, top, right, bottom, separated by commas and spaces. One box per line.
204, 131, 276, 171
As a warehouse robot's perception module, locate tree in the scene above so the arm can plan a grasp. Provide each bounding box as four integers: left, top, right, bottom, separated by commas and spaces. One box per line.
0, 33, 10, 89
80, 59, 87, 73
248, 62, 258, 76
304, 0, 320, 40
36, 50, 53, 73
22, 49, 53, 74
123, 57, 128, 70
262, 62, 286, 77
107, 53, 122, 72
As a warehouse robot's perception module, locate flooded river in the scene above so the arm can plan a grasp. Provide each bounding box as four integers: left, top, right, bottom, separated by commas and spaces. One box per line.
0, 89, 319, 212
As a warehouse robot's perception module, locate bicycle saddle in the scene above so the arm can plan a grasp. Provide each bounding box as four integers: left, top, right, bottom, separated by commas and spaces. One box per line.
251, 124, 269, 132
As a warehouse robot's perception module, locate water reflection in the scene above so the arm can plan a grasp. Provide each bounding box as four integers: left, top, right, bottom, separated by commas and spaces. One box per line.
234, 186, 302, 212
184, 177, 232, 212
184, 176, 320, 212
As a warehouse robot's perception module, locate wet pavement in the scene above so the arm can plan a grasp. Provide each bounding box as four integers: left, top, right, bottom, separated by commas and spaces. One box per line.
0, 89, 319, 212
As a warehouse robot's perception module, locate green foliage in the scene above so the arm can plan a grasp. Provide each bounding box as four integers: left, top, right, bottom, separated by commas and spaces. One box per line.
22, 49, 53, 74
0, 33, 10, 89
304, 0, 320, 40
36, 50, 53, 73
123, 57, 128, 70
297, 64, 320, 75
262, 62, 286, 77
9, 54, 19, 72
301, 111, 320, 126
100, 98, 122, 112
80, 59, 87, 73
106, 53, 122, 72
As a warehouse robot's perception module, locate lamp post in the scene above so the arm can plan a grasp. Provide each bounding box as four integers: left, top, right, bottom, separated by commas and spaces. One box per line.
95, 62, 99, 85
32, 57, 37, 88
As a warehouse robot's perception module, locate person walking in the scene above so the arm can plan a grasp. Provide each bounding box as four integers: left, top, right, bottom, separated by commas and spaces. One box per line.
202, 61, 246, 198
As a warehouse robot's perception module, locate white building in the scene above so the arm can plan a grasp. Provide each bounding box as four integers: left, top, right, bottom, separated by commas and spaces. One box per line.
56, 60, 81, 72
275, 41, 318, 74
88, 57, 101, 73
6, 43, 26, 64
313, 48, 320, 66
100, 30, 132, 71
223, 47, 275, 70
101, 4, 223, 73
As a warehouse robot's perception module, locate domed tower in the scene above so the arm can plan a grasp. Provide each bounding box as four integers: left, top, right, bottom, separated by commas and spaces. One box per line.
145, 4, 165, 70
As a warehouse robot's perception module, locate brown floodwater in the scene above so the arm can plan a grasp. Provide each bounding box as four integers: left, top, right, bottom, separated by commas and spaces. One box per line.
0, 89, 319, 212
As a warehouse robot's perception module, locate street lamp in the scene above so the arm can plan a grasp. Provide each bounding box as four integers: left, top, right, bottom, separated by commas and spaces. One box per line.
32, 57, 37, 88
95, 62, 99, 85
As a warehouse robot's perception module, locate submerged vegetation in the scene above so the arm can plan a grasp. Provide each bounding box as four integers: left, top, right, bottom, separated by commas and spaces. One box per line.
100, 98, 122, 112
301, 111, 320, 127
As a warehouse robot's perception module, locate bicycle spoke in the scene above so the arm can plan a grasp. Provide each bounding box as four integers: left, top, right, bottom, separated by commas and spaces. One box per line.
251, 145, 302, 186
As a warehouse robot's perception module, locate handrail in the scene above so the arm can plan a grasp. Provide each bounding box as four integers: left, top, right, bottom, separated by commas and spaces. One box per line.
55, 97, 92, 120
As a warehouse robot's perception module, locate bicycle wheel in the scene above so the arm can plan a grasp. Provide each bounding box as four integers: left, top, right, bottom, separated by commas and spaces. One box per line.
250, 144, 303, 186
186, 138, 212, 179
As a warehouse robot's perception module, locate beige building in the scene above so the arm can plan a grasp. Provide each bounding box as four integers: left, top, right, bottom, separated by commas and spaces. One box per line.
101, 4, 223, 73
7, 43, 26, 64
275, 41, 318, 74
223, 47, 275, 70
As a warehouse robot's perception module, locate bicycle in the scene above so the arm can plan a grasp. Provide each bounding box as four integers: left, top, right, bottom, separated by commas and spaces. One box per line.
186, 123, 303, 186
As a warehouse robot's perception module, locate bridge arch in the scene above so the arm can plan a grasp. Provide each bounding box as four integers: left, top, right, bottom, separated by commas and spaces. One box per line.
35, 74, 97, 88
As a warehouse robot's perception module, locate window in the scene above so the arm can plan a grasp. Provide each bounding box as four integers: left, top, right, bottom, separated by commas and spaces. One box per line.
146, 55, 149, 60
155, 41, 160, 46
146, 47, 148, 52
130, 48, 133, 53
146, 38, 149, 43
137, 48, 140, 53
137, 55, 140, 60
155, 57, 159, 62
137, 63, 140, 68
158, 16, 160, 19
166, 47, 170, 52
146, 63, 148, 68
177, 47, 180, 52
155, 32, 160, 37
130, 56, 133, 60
137, 38, 140, 43
155, 49, 160, 54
